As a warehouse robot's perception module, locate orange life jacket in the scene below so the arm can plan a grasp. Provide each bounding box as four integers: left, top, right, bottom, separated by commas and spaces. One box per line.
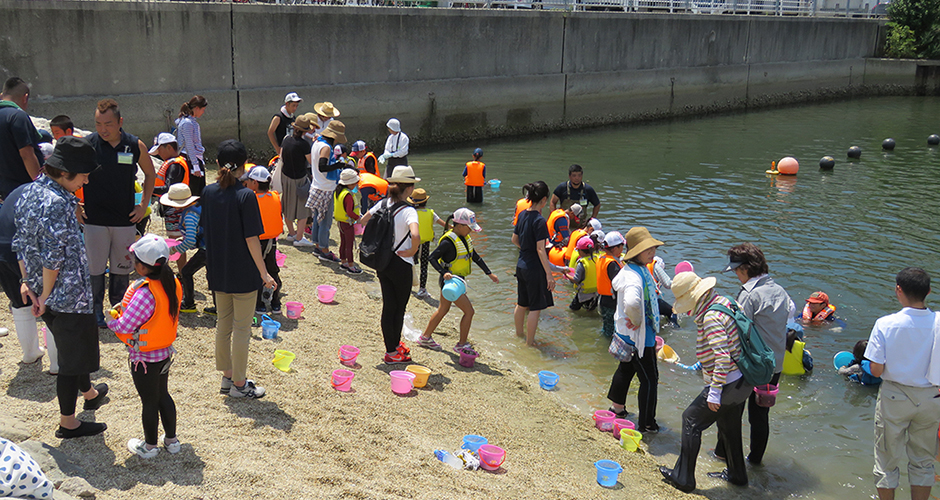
155, 156, 190, 188
596, 254, 623, 297
512, 198, 532, 226
802, 303, 836, 322
116, 277, 182, 352
256, 191, 283, 240
547, 209, 569, 246
564, 229, 588, 263
358, 152, 378, 175
548, 246, 566, 267
358, 172, 388, 202
646, 261, 663, 296
464, 161, 485, 187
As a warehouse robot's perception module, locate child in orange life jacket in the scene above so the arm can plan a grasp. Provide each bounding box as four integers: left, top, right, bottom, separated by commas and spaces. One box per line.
244, 167, 283, 314
409, 188, 447, 299
802, 291, 837, 323
334, 169, 362, 274
107, 234, 182, 459
463, 148, 486, 204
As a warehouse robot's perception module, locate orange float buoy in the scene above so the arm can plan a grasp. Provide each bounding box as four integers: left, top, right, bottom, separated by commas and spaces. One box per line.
777, 157, 799, 175
549, 246, 566, 267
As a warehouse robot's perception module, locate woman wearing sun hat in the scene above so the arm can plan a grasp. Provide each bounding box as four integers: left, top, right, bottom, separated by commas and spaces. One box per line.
304, 120, 347, 260
659, 272, 752, 492
279, 114, 314, 244
605, 226, 664, 432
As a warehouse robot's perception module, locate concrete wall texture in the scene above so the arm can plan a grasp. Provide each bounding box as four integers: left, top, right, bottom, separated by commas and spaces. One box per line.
0, 0, 920, 156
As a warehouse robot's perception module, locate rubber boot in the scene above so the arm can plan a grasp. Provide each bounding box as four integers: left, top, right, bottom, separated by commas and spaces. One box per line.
108, 273, 130, 309
91, 273, 106, 327
11, 305, 43, 364
43, 323, 59, 374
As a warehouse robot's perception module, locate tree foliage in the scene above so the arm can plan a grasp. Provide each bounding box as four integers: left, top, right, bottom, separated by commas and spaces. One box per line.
887, 0, 940, 58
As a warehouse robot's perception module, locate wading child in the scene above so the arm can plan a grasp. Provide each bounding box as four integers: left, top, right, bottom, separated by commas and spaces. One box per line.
568, 235, 599, 312
334, 168, 362, 274
419, 208, 498, 352
838, 339, 882, 385
802, 291, 837, 323
245, 167, 284, 313
463, 148, 485, 204
597, 232, 625, 336
409, 188, 446, 299
107, 234, 182, 458
782, 321, 814, 376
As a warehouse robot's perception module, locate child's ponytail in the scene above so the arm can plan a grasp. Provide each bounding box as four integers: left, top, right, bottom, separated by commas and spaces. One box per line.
443, 214, 455, 233
139, 257, 180, 320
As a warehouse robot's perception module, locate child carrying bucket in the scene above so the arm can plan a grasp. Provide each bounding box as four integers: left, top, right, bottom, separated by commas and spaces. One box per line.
409, 188, 446, 299
419, 208, 498, 352
106, 234, 183, 459
245, 167, 284, 314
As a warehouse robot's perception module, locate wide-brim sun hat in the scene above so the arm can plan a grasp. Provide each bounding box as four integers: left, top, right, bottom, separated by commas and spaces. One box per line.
407, 188, 429, 205
387, 165, 421, 184
623, 226, 664, 261
314, 101, 340, 118
321, 120, 347, 144
293, 115, 314, 133
160, 183, 199, 208
340, 168, 360, 186
672, 272, 718, 315
386, 118, 401, 133
45, 136, 98, 174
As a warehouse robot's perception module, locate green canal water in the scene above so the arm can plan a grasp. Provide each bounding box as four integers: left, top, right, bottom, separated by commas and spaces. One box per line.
404, 96, 940, 499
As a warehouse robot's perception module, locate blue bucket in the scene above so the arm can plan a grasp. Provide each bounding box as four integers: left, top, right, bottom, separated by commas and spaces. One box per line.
594, 460, 622, 488
462, 434, 488, 453
441, 277, 466, 302
488, 179, 501, 189
261, 314, 280, 339
134, 192, 143, 205
833, 350, 854, 370
538, 370, 559, 391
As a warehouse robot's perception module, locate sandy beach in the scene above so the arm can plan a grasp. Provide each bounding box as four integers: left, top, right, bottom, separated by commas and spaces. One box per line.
0, 215, 718, 500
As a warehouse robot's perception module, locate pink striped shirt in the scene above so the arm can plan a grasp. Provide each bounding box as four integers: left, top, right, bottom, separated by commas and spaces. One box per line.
693, 292, 743, 402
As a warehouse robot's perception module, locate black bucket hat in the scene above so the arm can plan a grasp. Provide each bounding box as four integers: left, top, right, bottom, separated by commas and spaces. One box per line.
44, 136, 98, 174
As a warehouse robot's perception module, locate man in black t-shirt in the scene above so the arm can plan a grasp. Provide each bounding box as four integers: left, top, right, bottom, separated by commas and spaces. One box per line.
0, 77, 42, 198
83, 99, 156, 327
550, 164, 601, 219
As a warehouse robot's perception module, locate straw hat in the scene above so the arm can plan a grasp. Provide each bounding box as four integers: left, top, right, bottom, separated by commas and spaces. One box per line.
623, 226, 664, 261
672, 272, 717, 315
320, 120, 347, 144
160, 183, 199, 208
314, 101, 340, 118
407, 188, 429, 204
293, 114, 314, 133
387, 165, 421, 184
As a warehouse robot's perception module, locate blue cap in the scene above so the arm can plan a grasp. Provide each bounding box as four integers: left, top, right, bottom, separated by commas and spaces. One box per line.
473, 148, 483, 157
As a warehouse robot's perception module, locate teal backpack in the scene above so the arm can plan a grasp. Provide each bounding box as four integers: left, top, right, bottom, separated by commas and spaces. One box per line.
707, 297, 776, 386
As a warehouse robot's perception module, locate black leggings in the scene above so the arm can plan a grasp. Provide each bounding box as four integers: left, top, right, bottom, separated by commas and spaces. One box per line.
256, 240, 282, 310
607, 345, 659, 430
658, 297, 674, 318
131, 357, 177, 446
715, 371, 781, 464
57, 374, 91, 416
377, 256, 413, 353
181, 248, 207, 306
418, 242, 430, 289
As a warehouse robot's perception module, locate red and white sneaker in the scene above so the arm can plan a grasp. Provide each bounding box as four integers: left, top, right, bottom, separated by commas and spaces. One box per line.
384, 352, 412, 364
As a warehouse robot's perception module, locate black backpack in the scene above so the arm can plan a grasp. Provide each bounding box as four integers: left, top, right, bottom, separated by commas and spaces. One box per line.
707, 297, 777, 386
359, 199, 409, 272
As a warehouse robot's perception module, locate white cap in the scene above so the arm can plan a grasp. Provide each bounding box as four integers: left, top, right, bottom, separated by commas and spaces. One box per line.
569, 204, 583, 216
130, 233, 171, 267
593, 230, 605, 243
589, 218, 602, 231
284, 92, 303, 103
453, 208, 482, 232
247, 166, 272, 183
40, 142, 55, 161
339, 168, 360, 186
386, 118, 401, 133
333, 145, 343, 157
604, 231, 625, 248
148, 132, 177, 154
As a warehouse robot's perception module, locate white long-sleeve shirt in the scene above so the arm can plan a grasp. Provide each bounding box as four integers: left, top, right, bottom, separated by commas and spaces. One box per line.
383, 131, 409, 158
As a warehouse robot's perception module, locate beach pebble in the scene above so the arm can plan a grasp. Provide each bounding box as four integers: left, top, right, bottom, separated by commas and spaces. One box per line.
58, 477, 95, 499
0, 413, 31, 442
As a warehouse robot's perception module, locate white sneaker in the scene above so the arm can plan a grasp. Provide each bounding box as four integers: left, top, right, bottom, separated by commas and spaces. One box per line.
285, 235, 295, 243
161, 434, 181, 454
127, 438, 159, 459
415, 288, 431, 299
229, 380, 266, 398
293, 238, 314, 247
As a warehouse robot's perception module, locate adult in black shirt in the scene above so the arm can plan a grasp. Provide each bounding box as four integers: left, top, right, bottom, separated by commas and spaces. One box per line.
266, 92, 302, 156
279, 115, 313, 242
83, 99, 156, 327
550, 164, 601, 219
0, 77, 41, 198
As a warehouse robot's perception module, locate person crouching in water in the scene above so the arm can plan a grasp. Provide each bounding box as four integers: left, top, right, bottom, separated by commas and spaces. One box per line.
568, 235, 599, 312
802, 291, 836, 323
659, 272, 752, 492
107, 234, 182, 458
419, 208, 498, 352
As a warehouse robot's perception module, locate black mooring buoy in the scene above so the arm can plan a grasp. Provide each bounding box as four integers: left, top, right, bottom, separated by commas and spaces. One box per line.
928, 134, 940, 146
882, 138, 896, 151
819, 156, 835, 169
847, 146, 862, 159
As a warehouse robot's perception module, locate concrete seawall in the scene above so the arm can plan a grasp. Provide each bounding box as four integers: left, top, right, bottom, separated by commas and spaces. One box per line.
0, 0, 923, 154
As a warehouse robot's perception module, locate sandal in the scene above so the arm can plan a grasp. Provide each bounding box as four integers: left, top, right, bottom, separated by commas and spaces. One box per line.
417, 336, 442, 351
608, 407, 631, 419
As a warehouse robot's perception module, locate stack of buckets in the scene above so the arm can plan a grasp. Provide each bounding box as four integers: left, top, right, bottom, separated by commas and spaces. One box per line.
462, 435, 506, 471
593, 410, 642, 451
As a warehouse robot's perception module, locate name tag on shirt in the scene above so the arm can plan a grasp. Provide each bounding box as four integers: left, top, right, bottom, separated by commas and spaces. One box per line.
117, 152, 134, 165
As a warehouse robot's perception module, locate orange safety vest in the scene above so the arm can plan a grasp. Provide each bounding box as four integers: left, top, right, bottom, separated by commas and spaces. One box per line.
546, 209, 569, 246
464, 161, 485, 187
358, 172, 388, 202
155, 156, 190, 188
596, 254, 622, 297
256, 191, 283, 240
564, 229, 588, 263
358, 152, 378, 175
116, 277, 182, 352
802, 303, 836, 322
646, 261, 662, 296
513, 198, 532, 226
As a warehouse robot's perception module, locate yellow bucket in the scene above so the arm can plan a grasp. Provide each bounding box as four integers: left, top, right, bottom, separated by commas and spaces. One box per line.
406, 365, 431, 388
620, 428, 643, 452
656, 344, 680, 364
272, 350, 296, 372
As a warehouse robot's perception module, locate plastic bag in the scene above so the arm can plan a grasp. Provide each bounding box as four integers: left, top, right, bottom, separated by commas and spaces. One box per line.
402, 313, 421, 342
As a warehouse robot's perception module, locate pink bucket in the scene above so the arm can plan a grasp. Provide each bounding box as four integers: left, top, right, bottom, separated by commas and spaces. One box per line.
389, 370, 416, 394
285, 301, 304, 319
593, 410, 616, 432
612, 418, 635, 439
331, 369, 354, 392
338, 345, 360, 366
674, 261, 694, 275
458, 350, 478, 368
353, 223, 364, 236
478, 444, 506, 471
754, 384, 779, 408
317, 285, 337, 304
275, 249, 287, 268
655, 336, 664, 350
